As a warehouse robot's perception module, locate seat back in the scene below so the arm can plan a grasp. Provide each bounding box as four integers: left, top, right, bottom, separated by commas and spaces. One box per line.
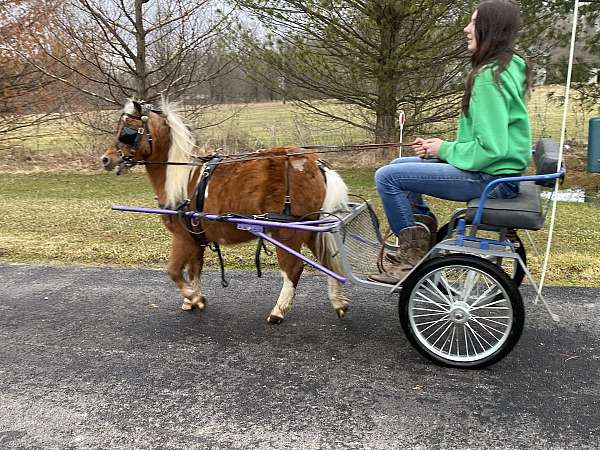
533, 139, 562, 187
463, 139, 565, 231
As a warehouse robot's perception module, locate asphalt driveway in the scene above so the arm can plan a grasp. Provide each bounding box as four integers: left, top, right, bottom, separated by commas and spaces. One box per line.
0, 262, 598, 449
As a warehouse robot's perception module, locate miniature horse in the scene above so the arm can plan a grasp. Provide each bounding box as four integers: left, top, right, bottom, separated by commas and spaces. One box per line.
101, 99, 350, 323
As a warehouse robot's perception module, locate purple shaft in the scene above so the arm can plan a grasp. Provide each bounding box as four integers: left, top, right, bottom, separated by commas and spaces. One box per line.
253, 231, 348, 284
112, 205, 340, 232
112, 204, 348, 284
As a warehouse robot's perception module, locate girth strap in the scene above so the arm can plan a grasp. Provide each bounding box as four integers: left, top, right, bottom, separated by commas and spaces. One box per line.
194, 155, 223, 219
254, 237, 274, 278
182, 154, 223, 246
182, 155, 230, 287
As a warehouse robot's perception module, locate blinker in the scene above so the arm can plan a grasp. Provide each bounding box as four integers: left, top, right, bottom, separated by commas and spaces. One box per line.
118, 126, 141, 147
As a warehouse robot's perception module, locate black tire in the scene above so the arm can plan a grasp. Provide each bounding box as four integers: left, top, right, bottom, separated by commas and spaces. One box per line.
399, 255, 524, 369
436, 222, 526, 287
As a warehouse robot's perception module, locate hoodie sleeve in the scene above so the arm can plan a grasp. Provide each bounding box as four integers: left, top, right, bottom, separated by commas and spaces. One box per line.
438, 75, 509, 172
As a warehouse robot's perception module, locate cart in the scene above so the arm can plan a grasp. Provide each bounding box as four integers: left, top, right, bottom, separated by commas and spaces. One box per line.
114, 138, 564, 369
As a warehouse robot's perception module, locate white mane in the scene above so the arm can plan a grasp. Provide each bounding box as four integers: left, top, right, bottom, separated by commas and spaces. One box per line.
160, 100, 197, 209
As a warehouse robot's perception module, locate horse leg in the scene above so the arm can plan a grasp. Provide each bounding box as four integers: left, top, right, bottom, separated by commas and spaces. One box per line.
308, 234, 350, 319
186, 244, 207, 311
327, 277, 350, 319
166, 235, 204, 311
267, 240, 305, 324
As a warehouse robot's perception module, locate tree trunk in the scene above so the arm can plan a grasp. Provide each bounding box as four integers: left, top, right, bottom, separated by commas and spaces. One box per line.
375, 6, 398, 144
134, 0, 147, 100
375, 82, 397, 143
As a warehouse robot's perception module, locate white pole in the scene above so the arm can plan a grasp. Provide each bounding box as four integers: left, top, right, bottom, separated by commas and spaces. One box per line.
398, 110, 405, 158
536, 0, 580, 303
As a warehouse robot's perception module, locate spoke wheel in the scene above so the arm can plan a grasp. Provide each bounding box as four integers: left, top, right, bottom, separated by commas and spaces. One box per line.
437, 223, 526, 287
399, 255, 524, 369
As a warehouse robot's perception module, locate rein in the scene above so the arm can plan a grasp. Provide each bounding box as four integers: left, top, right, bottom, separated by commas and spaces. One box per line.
116, 100, 415, 168
128, 142, 417, 167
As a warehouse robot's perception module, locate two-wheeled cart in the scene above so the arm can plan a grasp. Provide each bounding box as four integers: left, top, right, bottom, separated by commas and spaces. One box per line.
114, 138, 564, 369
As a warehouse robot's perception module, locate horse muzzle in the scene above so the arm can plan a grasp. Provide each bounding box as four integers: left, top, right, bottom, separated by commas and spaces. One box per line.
101, 154, 130, 175
101, 155, 115, 170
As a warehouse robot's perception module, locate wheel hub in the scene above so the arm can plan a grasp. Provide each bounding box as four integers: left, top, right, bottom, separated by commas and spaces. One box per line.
449, 301, 470, 324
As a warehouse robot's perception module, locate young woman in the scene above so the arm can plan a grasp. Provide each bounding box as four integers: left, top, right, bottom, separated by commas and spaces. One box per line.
371, 0, 532, 284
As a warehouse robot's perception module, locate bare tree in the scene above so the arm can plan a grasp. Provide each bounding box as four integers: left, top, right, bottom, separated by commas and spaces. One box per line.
17, 0, 234, 108
0, 0, 67, 147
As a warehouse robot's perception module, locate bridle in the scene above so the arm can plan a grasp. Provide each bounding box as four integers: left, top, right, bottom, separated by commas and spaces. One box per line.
117, 102, 161, 165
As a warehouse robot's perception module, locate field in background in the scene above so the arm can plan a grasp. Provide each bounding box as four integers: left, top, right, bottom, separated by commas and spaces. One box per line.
197, 85, 594, 148
1, 85, 597, 173
1, 171, 599, 287
0, 85, 599, 286
527, 85, 594, 144
197, 101, 372, 149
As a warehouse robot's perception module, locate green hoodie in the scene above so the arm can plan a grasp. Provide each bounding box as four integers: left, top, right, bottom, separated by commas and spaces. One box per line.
438, 54, 532, 175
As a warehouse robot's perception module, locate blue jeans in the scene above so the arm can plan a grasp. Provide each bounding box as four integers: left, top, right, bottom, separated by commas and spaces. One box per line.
374, 157, 519, 234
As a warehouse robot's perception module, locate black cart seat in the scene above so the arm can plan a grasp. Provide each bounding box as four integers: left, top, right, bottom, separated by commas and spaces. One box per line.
464, 139, 563, 231
466, 181, 543, 230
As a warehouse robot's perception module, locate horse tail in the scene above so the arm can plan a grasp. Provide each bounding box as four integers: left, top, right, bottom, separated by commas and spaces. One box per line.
315, 166, 348, 277
161, 100, 196, 209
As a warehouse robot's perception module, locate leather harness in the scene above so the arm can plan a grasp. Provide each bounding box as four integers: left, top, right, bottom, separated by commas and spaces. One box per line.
180, 154, 329, 280
118, 102, 330, 284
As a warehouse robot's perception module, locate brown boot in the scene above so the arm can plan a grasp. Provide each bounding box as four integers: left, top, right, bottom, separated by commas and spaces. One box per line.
367, 262, 414, 284
369, 226, 430, 285
416, 214, 438, 247
385, 214, 437, 265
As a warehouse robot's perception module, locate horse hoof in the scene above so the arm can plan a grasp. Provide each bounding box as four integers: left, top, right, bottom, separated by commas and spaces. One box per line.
336, 305, 348, 319
181, 301, 193, 311
192, 296, 207, 311
267, 314, 284, 325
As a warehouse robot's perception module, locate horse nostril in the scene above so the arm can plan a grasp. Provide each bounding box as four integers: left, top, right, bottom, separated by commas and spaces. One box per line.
101, 156, 110, 167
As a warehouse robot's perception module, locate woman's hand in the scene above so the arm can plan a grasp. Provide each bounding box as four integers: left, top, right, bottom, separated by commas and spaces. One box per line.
412, 137, 443, 159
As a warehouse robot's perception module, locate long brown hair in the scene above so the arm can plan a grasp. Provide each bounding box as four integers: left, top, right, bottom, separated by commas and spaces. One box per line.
461, 0, 530, 116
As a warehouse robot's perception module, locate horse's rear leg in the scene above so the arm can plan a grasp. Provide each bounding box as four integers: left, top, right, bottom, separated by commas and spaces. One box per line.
309, 234, 350, 319
267, 243, 305, 324
327, 277, 350, 319
167, 236, 205, 311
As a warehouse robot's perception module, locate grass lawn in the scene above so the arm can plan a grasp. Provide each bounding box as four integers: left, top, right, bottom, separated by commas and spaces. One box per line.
1, 170, 599, 287
0, 86, 598, 286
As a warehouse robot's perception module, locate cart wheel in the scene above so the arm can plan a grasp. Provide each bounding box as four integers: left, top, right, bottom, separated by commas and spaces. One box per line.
399, 255, 524, 369
436, 223, 526, 287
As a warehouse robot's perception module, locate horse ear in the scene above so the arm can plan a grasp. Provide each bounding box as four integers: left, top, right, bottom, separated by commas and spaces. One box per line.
124, 98, 142, 116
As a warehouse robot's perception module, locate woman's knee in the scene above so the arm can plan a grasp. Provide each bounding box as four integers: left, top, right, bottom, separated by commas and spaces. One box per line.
375, 162, 412, 186
374, 165, 393, 187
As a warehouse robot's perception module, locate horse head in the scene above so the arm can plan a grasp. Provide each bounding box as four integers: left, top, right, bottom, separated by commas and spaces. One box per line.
102, 98, 202, 209
101, 99, 163, 175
